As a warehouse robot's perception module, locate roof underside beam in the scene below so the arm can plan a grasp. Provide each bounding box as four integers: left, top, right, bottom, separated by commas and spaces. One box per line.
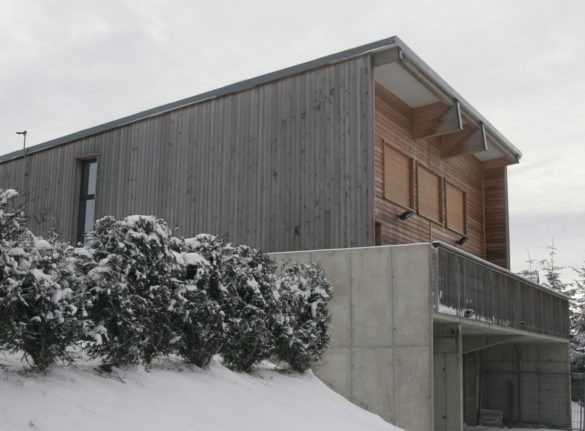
439, 121, 488, 159
412, 100, 463, 139
372, 45, 520, 164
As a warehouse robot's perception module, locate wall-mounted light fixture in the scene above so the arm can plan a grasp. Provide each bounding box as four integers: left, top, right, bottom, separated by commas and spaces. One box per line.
397, 210, 414, 221
455, 236, 468, 245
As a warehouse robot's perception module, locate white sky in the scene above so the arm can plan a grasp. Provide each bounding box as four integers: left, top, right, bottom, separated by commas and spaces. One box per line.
1, 0, 584, 280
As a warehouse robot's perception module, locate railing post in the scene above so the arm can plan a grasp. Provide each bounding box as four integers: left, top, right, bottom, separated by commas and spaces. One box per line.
433, 246, 440, 312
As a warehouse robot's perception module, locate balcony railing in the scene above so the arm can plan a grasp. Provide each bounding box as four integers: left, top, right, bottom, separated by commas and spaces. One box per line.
432, 242, 570, 339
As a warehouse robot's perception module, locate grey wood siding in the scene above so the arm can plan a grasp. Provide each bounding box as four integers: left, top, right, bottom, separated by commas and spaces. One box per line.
0, 56, 374, 252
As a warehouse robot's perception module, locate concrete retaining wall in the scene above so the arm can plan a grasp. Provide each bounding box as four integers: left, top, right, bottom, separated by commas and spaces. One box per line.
273, 244, 435, 431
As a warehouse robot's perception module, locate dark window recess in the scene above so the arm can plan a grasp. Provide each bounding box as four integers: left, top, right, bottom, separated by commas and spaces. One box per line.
77, 159, 97, 244
375, 222, 382, 246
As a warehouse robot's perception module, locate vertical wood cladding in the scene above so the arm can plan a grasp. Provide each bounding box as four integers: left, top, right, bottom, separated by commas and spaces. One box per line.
0, 56, 374, 252
483, 166, 510, 269
374, 82, 488, 260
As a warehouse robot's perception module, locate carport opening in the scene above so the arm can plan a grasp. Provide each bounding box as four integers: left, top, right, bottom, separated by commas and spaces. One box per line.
462, 340, 570, 429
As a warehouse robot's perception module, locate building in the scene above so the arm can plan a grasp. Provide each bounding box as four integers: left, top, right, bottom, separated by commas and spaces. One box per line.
0, 37, 570, 431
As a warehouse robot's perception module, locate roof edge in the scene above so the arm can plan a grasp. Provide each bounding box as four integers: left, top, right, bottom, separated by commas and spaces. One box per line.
0, 36, 521, 163
390, 36, 522, 161
0, 37, 399, 163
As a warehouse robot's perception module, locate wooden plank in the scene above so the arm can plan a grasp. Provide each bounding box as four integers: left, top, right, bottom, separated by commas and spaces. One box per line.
445, 182, 466, 234
412, 100, 462, 139
483, 166, 509, 268
417, 165, 441, 222
440, 122, 487, 159
384, 144, 412, 207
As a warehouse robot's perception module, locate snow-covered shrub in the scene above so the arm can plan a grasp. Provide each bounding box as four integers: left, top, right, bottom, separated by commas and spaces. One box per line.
0, 190, 82, 370
219, 245, 280, 372
274, 263, 332, 372
82, 215, 182, 366
172, 234, 230, 367
0, 189, 28, 335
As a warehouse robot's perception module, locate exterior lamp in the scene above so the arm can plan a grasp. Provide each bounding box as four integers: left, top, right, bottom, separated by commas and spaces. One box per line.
398, 210, 414, 221
456, 236, 468, 245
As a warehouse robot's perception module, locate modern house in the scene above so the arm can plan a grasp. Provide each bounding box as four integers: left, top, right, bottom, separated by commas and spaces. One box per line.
0, 37, 570, 431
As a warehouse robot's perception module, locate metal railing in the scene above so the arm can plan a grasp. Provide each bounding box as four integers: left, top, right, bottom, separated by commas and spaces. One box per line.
433, 242, 570, 339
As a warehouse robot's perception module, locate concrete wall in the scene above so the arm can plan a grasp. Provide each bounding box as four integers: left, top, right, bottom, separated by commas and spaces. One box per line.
479, 342, 571, 428
273, 244, 434, 431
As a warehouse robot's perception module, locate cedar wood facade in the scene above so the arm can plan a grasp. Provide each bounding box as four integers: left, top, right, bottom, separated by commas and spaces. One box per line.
0, 37, 516, 268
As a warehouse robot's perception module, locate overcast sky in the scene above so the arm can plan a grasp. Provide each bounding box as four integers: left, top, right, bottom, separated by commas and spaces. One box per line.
1, 0, 584, 280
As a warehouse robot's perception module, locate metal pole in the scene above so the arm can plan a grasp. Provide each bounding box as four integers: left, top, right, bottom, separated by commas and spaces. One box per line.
16, 131, 27, 206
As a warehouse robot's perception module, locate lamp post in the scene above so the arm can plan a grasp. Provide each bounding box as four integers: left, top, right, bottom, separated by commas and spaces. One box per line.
16, 130, 27, 206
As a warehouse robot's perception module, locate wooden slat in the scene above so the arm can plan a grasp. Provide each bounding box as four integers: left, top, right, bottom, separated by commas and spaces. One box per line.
440, 122, 487, 159
383, 145, 411, 207
417, 165, 441, 222
446, 182, 465, 233
483, 166, 509, 269
412, 100, 462, 139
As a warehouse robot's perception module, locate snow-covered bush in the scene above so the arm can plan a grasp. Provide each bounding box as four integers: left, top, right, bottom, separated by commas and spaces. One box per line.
81, 215, 182, 366
0, 190, 82, 370
274, 263, 332, 372
219, 245, 281, 372
172, 234, 230, 367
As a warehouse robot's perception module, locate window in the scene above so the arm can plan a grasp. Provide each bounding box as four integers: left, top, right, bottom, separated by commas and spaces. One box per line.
445, 181, 466, 233
383, 144, 412, 208
417, 165, 441, 222
77, 159, 97, 244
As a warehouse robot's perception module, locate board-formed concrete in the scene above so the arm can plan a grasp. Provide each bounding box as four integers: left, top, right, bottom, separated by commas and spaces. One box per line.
273, 244, 435, 431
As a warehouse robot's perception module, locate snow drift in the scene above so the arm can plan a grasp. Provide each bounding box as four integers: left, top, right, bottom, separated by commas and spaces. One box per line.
0, 354, 404, 431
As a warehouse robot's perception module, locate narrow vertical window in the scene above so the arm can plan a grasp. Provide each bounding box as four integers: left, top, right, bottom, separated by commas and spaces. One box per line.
375, 222, 382, 246
77, 159, 97, 244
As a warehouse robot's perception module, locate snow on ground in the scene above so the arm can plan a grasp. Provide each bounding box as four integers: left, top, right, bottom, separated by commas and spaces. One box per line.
0, 353, 403, 431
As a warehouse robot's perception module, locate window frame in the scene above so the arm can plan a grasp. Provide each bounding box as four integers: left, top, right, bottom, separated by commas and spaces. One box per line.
76, 157, 98, 244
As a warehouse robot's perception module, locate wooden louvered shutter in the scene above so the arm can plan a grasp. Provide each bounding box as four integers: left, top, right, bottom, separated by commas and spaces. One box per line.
384, 145, 411, 207
446, 182, 466, 233
417, 166, 441, 221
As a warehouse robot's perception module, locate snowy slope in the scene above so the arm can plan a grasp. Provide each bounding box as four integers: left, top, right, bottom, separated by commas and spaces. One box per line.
0, 353, 403, 431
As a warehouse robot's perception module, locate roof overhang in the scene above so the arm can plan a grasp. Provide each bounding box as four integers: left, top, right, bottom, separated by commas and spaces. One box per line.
371, 39, 521, 165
